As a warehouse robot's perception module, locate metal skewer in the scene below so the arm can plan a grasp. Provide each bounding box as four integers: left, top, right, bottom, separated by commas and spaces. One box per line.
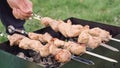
100, 43, 119, 52
71, 55, 95, 65
110, 38, 120, 43
85, 51, 118, 63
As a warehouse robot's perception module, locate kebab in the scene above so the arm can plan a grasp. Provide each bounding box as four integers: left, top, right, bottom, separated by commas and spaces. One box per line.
27, 29, 119, 52
41, 17, 84, 37
50, 38, 118, 63
37, 16, 120, 42
7, 33, 72, 63
78, 29, 119, 51
28, 32, 86, 55
27, 32, 85, 55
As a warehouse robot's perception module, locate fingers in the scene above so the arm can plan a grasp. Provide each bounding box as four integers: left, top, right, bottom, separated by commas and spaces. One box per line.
8, 0, 33, 20
19, 9, 32, 19
13, 8, 32, 20
12, 8, 20, 19
19, 0, 33, 14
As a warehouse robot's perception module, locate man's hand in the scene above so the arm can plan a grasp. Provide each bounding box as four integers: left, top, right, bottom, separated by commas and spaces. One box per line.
7, 0, 33, 20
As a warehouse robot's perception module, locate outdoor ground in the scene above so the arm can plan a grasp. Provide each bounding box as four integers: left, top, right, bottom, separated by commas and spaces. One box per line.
0, 0, 120, 42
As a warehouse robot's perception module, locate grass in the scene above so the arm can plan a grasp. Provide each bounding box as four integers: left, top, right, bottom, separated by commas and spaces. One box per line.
0, 0, 120, 43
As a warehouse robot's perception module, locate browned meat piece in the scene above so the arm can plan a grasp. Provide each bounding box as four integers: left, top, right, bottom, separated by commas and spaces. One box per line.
77, 30, 102, 49
66, 27, 81, 37
66, 25, 89, 37
28, 32, 53, 43
28, 32, 44, 42
55, 49, 71, 63
52, 38, 65, 47
78, 30, 90, 43
88, 27, 112, 42
50, 37, 86, 55
28, 32, 41, 40
72, 25, 83, 32
41, 17, 60, 32
19, 37, 43, 51
8, 33, 26, 46
58, 20, 83, 37
87, 36, 102, 49
19, 37, 71, 62
58, 20, 71, 37
49, 43, 62, 55
59, 20, 89, 37
64, 41, 86, 55
48, 20, 60, 32
42, 33, 53, 43
58, 21, 89, 38
39, 44, 50, 57
88, 27, 100, 36
49, 43, 71, 63
41, 17, 53, 26
19, 37, 51, 57
61, 22, 89, 37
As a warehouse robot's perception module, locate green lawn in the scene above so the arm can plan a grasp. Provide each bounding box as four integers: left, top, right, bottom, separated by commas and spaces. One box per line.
0, 0, 120, 43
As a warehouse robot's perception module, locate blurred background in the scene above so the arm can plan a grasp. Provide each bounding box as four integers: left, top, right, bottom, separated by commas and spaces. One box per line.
0, 0, 120, 42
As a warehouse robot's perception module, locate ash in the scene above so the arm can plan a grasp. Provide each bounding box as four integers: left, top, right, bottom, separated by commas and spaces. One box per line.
17, 50, 64, 68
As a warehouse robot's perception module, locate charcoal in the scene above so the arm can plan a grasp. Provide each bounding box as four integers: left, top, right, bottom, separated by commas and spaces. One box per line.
17, 52, 26, 59
21, 50, 62, 68
17, 52, 33, 62
30, 52, 41, 63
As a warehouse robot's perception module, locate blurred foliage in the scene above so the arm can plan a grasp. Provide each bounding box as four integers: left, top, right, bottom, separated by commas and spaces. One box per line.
0, 0, 120, 43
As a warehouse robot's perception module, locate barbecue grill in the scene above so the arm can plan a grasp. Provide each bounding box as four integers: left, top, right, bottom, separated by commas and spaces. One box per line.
0, 17, 120, 68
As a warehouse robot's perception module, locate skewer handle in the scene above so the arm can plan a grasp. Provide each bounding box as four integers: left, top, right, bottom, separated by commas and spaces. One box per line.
8, 25, 28, 35
85, 51, 118, 63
